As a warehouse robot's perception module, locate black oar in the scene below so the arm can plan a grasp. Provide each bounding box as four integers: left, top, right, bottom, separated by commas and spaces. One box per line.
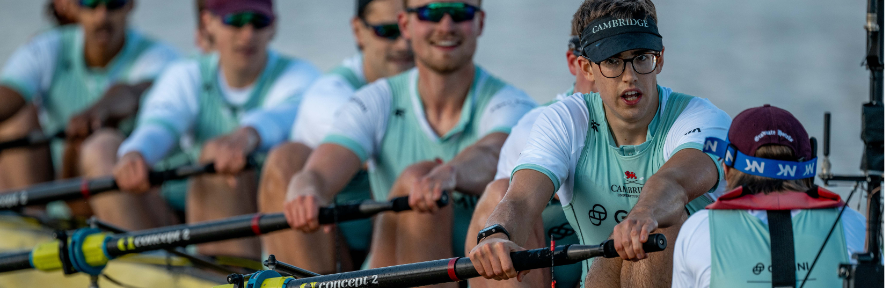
0, 131, 64, 152
0, 193, 449, 274
222, 234, 667, 288
0, 162, 221, 211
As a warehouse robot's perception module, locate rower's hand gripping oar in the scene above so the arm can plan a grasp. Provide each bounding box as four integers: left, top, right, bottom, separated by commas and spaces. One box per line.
0, 193, 448, 275
218, 234, 667, 288
0, 131, 65, 153
0, 160, 240, 211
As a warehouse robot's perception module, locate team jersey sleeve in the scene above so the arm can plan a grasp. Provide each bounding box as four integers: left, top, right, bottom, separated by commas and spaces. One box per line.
126, 42, 180, 83
671, 210, 712, 288
478, 85, 537, 136
118, 60, 201, 165
240, 60, 320, 151
290, 74, 357, 148
494, 107, 545, 180
512, 95, 588, 202
321, 80, 392, 163
0, 30, 60, 102
663, 97, 732, 195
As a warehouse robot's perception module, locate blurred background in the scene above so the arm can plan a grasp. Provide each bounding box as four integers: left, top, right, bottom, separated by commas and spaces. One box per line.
0, 0, 876, 210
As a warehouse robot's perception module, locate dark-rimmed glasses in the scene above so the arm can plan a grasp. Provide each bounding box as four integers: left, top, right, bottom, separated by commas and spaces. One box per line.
595, 53, 660, 78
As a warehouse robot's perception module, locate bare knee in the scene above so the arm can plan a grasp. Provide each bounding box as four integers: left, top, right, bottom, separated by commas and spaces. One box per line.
263, 142, 311, 185
79, 129, 123, 174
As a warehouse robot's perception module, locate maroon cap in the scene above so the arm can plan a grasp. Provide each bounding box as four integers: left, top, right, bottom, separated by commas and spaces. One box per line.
207, 0, 275, 19
728, 104, 813, 161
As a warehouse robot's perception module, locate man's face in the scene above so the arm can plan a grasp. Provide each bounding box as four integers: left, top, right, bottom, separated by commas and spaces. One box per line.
77, 0, 132, 47
399, 0, 483, 74
580, 48, 664, 122
354, 0, 414, 78
203, 11, 275, 71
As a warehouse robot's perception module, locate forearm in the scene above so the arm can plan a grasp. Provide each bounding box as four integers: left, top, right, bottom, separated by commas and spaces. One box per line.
485, 169, 553, 245
631, 149, 718, 228
630, 175, 689, 229
290, 144, 363, 203
448, 133, 507, 195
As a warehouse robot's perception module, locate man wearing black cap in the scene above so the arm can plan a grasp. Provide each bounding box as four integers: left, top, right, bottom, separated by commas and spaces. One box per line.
469, 0, 731, 287
106, 0, 320, 257
671, 105, 867, 288
257, 0, 413, 273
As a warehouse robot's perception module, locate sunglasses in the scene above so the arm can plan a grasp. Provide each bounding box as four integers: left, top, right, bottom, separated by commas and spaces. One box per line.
78, 0, 129, 10
222, 12, 273, 30
361, 19, 401, 40
405, 2, 481, 23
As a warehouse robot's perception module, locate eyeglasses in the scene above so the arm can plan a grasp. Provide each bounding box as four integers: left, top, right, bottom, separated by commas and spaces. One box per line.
405, 2, 480, 23
361, 19, 401, 40
222, 12, 273, 30
78, 0, 128, 10
595, 53, 660, 78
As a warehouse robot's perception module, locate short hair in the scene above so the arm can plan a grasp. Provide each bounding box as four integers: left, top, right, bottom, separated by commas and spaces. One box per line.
571, 0, 657, 37
726, 145, 814, 194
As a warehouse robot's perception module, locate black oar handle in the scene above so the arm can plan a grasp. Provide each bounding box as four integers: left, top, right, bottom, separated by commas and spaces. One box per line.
280, 234, 667, 288
0, 131, 64, 152
318, 191, 449, 222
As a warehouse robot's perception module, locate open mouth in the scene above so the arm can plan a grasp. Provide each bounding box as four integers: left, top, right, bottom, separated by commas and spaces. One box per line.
621, 89, 643, 106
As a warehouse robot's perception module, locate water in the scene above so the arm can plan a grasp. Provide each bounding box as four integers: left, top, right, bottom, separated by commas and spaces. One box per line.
0, 0, 878, 210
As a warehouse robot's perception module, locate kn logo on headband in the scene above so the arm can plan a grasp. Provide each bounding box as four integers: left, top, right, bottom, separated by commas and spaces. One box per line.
703, 137, 817, 180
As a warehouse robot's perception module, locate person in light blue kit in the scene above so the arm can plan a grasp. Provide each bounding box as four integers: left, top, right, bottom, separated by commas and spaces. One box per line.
107, 0, 320, 258
284, 2, 537, 286
671, 105, 869, 288
469, 0, 732, 287
257, 0, 414, 273
0, 0, 179, 222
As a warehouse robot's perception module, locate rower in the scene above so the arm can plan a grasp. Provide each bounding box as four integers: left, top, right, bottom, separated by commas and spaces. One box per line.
257, 0, 414, 274
283, 1, 536, 286
95, 0, 320, 257
469, 0, 732, 287
0, 0, 178, 206
464, 21, 597, 288
671, 105, 869, 288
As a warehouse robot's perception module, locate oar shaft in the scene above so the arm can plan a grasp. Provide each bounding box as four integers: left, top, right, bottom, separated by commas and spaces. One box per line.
281, 234, 666, 288
102, 196, 413, 257
0, 131, 63, 152
0, 163, 216, 211
0, 177, 117, 210
0, 251, 32, 272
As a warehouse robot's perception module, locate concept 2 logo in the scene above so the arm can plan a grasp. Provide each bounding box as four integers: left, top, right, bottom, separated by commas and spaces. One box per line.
299, 275, 380, 287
